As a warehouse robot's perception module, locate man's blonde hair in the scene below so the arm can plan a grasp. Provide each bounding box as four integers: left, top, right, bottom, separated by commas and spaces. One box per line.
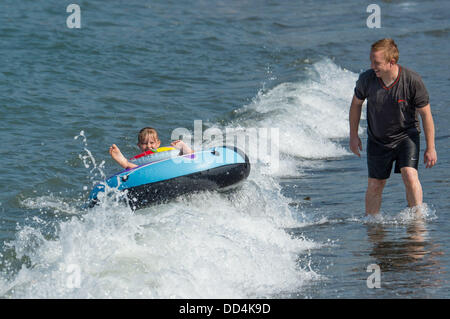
371, 38, 399, 63
137, 127, 159, 144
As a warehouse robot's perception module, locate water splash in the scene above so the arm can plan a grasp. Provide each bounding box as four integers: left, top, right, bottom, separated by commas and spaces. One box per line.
362, 203, 437, 225
75, 130, 106, 182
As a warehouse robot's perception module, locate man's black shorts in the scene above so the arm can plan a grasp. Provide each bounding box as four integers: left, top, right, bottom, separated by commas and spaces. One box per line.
367, 135, 420, 180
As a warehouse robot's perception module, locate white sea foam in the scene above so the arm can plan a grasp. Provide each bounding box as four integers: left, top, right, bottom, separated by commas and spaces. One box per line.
207, 58, 361, 178
1, 190, 322, 298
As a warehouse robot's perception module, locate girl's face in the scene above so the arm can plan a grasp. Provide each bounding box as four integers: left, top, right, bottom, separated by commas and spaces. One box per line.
138, 134, 161, 152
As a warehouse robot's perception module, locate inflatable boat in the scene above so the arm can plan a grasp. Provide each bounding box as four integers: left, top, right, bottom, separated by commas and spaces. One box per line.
88, 145, 250, 210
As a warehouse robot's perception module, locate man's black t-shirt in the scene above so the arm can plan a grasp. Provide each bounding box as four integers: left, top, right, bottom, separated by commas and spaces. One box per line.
354, 65, 429, 148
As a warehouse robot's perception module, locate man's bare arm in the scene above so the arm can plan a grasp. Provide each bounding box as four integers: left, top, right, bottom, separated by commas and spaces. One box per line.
417, 104, 437, 168
349, 94, 365, 157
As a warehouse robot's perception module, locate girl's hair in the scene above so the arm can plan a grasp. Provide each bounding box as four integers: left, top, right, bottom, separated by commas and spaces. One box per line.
371, 38, 399, 63
137, 127, 159, 144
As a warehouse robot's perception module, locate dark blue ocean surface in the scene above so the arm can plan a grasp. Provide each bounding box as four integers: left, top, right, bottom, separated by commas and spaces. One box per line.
0, 0, 449, 298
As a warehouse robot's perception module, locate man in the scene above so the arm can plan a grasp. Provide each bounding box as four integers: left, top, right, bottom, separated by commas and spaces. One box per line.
349, 38, 437, 215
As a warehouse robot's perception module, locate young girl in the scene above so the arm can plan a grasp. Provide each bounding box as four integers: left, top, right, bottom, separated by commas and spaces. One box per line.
109, 127, 193, 169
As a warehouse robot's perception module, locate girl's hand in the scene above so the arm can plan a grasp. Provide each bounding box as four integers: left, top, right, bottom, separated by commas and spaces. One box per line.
171, 140, 185, 149
171, 140, 193, 154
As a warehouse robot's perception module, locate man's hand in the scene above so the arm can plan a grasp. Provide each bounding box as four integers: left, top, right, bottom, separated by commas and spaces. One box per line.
424, 147, 437, 168
417, 104, 437, 169
350, 135, 363, 157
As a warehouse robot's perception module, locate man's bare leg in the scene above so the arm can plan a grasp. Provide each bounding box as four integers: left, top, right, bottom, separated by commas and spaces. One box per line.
366, 178, 387, 215
401, 167, 423, 214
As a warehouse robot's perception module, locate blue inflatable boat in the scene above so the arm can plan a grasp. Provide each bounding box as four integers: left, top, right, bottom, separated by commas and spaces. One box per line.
88, 145, 250, 209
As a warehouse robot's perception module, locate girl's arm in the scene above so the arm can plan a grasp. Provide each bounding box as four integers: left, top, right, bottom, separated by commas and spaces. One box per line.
109, 144, 138, 169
